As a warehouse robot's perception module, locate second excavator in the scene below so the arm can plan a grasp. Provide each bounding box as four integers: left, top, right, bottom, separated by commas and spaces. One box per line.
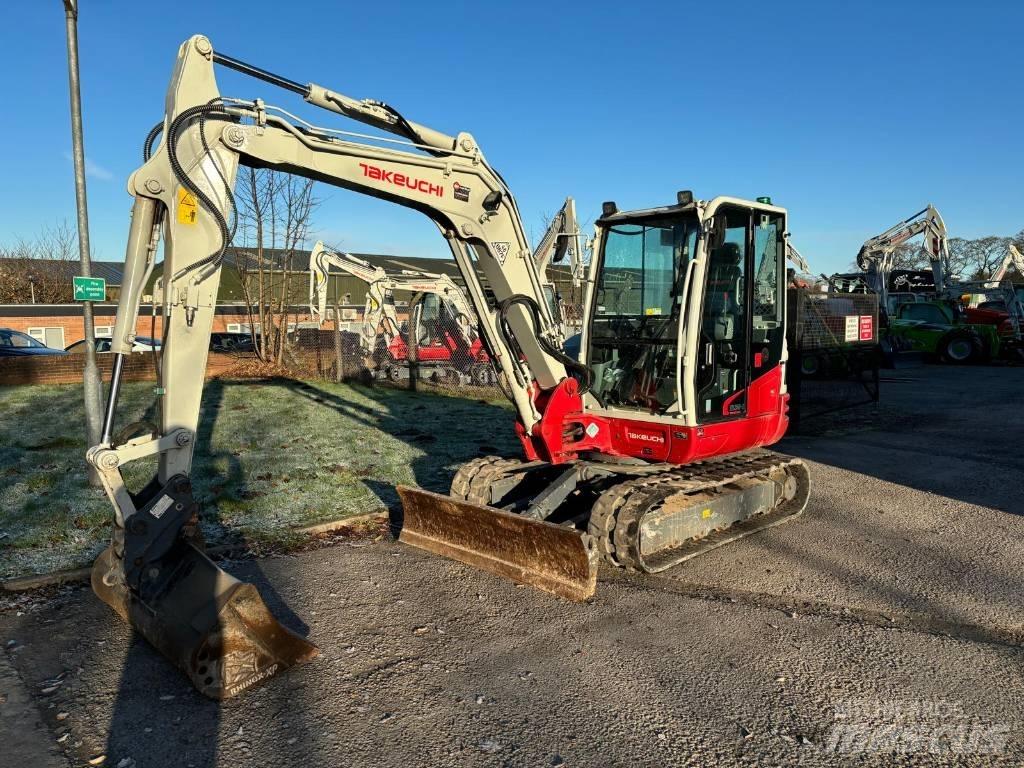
308, 242, 494, 384
88, 36, 810, 697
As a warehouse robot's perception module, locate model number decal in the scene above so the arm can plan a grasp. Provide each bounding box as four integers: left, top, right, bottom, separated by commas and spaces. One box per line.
358, 163, 443, 197
149, 495, 174, 519
491, 242, 511, 264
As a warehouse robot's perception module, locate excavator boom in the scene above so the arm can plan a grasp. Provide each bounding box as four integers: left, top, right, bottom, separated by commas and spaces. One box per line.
90, 36, 588, 696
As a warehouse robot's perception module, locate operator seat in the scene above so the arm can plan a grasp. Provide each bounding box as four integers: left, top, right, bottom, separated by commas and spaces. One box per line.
707, 242, 743, 344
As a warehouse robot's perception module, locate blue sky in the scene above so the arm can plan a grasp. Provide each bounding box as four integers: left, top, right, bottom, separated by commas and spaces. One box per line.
1, 1, 1021, 274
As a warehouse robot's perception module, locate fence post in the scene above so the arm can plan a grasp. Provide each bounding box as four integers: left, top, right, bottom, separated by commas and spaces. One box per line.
333, 302, 343, 384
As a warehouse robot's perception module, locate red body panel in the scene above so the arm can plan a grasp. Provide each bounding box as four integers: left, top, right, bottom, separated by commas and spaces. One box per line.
386, 334, 488, 366
517, 365, 790, 466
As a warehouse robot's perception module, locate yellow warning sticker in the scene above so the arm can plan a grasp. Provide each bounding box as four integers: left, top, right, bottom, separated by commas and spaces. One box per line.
177, 187, 198, 225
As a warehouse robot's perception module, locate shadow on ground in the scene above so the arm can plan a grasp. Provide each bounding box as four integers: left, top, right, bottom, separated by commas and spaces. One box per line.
779, 365, 1024, 514
72, 376, 517, 767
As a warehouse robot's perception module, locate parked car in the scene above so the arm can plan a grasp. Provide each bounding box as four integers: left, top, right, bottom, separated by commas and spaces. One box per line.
209, 332, 256, 353
0, 328, 69, 357
64, 335, 161, 354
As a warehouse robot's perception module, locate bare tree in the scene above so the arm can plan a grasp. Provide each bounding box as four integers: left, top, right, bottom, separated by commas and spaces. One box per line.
854, 233, 1021, 283
0, 220, 80, 303
234, 168, 319, 367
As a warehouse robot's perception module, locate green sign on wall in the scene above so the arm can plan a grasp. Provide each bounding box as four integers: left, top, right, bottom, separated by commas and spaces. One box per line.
72, 276, 105, 301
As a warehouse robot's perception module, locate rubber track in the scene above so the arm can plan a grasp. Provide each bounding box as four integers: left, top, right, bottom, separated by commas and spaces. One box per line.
450, 450, 809, 573
589, 449, 809, 572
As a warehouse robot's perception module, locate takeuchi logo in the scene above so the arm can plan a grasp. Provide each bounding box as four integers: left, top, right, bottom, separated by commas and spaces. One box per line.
626, 430, 665, 444
358, 163, 443, 197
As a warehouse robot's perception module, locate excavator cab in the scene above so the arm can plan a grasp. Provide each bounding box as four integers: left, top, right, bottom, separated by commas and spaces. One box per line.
583, 199, 787, 424
404, 196, 806, 597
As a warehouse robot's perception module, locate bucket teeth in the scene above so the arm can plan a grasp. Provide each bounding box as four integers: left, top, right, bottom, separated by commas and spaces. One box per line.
92, 543, 317, 700
396, 486, 597, 602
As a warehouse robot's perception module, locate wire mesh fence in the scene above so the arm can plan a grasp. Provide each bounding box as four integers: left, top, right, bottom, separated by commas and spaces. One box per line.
786, 288, 882, 430
274, 295, 588, 400
219, 286, 885, 434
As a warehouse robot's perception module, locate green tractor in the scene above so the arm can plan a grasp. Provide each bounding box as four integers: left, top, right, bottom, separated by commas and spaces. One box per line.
888, 300, 1001, 364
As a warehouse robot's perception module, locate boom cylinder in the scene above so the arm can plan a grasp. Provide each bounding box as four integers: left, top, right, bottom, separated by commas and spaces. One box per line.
109, 196, 158, 355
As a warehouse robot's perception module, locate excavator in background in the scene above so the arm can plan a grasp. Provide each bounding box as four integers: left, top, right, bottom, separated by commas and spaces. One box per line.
852, 204, 949, 314
950, 242, 1024, 346
532, 196, 586, 331
846, 206, 1023, 359
308, 242, 494, 385
89, 36, 809, 699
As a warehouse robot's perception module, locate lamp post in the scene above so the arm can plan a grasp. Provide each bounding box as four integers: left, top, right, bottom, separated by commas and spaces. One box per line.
63, 0, 103, 485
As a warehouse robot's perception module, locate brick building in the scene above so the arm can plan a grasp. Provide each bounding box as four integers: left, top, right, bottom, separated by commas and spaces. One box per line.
0, 246, 580, 350
0, 303, 333, 349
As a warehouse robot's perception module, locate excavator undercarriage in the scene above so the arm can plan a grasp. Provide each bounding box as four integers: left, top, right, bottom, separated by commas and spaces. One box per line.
398, 449, 809, 600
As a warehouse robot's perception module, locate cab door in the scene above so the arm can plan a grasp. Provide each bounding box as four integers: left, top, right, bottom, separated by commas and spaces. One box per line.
695, 205, 786, 424
696, 206, 750, 422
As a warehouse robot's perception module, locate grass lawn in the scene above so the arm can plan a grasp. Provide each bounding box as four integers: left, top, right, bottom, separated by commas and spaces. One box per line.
0, 378, 518, 580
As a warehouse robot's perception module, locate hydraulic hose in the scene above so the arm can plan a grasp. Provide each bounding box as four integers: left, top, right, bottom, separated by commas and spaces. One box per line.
497, 294, 592, 394
166, 99, 237, 281
143, 120, 163, 161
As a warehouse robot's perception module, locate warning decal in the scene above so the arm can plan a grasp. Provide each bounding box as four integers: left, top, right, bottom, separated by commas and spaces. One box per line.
859, 315, 874, 341
177, 187, 198, 225
844, 315, 858, 342
492, 242, 511, 264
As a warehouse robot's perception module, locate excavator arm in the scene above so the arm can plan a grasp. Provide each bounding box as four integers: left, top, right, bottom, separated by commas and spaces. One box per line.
991, 242, 1024, 283
532, 196, 584, 335
533, 196, 584, 280
785, 240, 812, 274
88, 36, 590, 697
855, 204, 949, 305
309, 241, 477, 354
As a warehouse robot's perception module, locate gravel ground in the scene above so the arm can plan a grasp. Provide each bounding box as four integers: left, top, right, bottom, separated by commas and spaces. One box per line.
1, 364, 1022, 767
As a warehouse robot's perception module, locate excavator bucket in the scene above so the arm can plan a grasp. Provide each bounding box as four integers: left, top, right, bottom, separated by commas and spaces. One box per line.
395, 486, 597, 602
92, 541, 317, 700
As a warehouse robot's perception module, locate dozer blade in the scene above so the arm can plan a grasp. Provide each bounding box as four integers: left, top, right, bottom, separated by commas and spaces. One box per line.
92, 541, 318, 700
396, 486, 597, 602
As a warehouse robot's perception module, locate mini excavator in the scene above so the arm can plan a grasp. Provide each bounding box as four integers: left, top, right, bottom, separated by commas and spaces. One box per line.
308, 242, 493, 384
88, 36, 809, 698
